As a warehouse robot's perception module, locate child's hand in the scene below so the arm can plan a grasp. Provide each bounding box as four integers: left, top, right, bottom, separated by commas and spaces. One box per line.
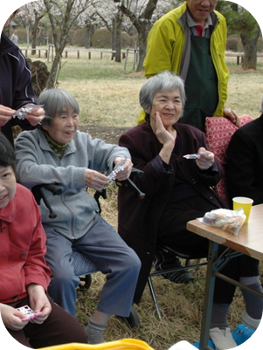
0, 304, 29, 331
27, 284, 52, 324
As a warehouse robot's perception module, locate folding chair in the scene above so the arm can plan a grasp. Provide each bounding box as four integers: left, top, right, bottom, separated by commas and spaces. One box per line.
148, 245, 207, 319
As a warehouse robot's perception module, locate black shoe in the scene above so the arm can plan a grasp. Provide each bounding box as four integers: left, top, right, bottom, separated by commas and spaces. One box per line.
154, 250, 196, 284
162, 270, 196, 284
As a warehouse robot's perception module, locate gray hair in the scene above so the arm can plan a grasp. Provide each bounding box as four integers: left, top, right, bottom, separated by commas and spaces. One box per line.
139, 71, 186, 118
38, 88, 80, 127
260, 97, 263, 113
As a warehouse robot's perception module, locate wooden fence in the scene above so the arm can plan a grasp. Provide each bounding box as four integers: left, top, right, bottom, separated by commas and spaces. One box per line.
225, 52, 263, 65
20, 46, 139, 71
21, 47, 262, 69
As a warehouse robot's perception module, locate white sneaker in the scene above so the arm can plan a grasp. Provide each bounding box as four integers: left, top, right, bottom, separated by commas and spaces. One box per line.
241, 310, 261, 330
209, 327, 237, 350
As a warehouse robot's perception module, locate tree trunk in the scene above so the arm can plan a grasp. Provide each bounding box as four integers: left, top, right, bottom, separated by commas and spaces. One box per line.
31, 11, 44, 55
46, 50, 62, 88
115, 10, 122, 63
118, 0, 158, 72
110, 18, 115, 60
31, 24, 40, 55
241, 27, 261, 70
85, 24, 94, 48
26, 25, 30, 49
31, 29, 37, 55
136, 21, 151, 72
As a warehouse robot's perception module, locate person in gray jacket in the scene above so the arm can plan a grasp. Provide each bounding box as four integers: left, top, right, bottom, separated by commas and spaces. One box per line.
15, 88, 141, 344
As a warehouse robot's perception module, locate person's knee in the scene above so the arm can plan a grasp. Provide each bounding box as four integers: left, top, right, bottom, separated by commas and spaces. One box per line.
122, 249, 141, 275
50, 268, 77, 288
133, 252, 142, 272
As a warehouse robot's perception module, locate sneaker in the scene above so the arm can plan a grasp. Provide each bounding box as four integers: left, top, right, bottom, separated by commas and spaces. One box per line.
209, 327, 237, 350
241, 310, 261, 330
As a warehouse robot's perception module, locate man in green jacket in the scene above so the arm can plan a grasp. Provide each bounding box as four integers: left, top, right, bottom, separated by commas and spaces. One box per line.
139, 0, 239, 131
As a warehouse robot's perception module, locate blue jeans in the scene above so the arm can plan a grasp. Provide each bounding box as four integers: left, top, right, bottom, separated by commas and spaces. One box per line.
44, 215, 141, 317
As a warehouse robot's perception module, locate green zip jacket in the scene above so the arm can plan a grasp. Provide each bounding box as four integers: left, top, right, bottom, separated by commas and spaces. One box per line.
141, 2, 229, 122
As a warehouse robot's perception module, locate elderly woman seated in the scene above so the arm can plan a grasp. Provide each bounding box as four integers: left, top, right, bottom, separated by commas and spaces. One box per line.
14, 88, 141, 344
117, 71, 263, 350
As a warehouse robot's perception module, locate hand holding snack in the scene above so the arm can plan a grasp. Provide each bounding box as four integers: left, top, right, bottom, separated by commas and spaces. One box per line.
16, 305, 43, 322
13, 104, 43, 121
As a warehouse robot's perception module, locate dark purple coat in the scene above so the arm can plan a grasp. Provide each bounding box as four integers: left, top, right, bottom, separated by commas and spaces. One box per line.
0, 33, 36, 145
118, 121, 225, 303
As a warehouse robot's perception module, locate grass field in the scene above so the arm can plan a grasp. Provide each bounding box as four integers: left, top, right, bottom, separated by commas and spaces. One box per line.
25, 49, 263, 349
24, 48, 263, 127
57, 53, 263, 126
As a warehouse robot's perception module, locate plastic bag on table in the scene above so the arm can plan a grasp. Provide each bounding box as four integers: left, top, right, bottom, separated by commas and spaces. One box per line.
198, 208, 246, 236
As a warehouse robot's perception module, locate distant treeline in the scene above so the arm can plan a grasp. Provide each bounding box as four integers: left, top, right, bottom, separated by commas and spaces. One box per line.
11, 26, 263, 52
10, 27, 138, 49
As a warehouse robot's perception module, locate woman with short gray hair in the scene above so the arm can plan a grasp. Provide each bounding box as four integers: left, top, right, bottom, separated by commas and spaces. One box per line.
118, 71, 262, 349
39, 88, 80, 127
139, 71, 186, 120
15, 88, 141, 344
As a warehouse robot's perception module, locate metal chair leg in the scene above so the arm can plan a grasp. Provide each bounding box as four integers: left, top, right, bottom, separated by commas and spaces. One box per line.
147, 275, 162, 319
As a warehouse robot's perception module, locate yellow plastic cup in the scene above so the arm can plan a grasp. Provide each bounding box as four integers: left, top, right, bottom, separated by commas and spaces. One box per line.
232, 197, 254, 223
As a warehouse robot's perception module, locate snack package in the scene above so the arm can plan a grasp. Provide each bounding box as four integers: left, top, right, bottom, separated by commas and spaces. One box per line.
198, 208, 246, 236
107, 159, 126, 183
12, 104, 43, 120
16, 305, 43, 321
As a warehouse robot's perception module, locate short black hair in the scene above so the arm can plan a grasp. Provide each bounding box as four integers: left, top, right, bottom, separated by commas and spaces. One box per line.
0, 133, 16, 173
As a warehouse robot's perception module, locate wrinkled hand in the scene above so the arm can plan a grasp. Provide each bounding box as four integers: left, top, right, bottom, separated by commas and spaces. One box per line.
223, 108, 241, 127
196, 147, 214, 170
27, 284, 51, 325
0, 304, 29, 331
154, 112, 175, 164
85, 169, 108, 190
155, 112, 175, 145
114, 157, 133, 181
0, 105, 15, 127
27, 107, 45, 126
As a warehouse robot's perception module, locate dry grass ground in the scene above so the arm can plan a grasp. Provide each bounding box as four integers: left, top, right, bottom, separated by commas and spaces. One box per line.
24, 49, 263, 349
76, 185, 259, 350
